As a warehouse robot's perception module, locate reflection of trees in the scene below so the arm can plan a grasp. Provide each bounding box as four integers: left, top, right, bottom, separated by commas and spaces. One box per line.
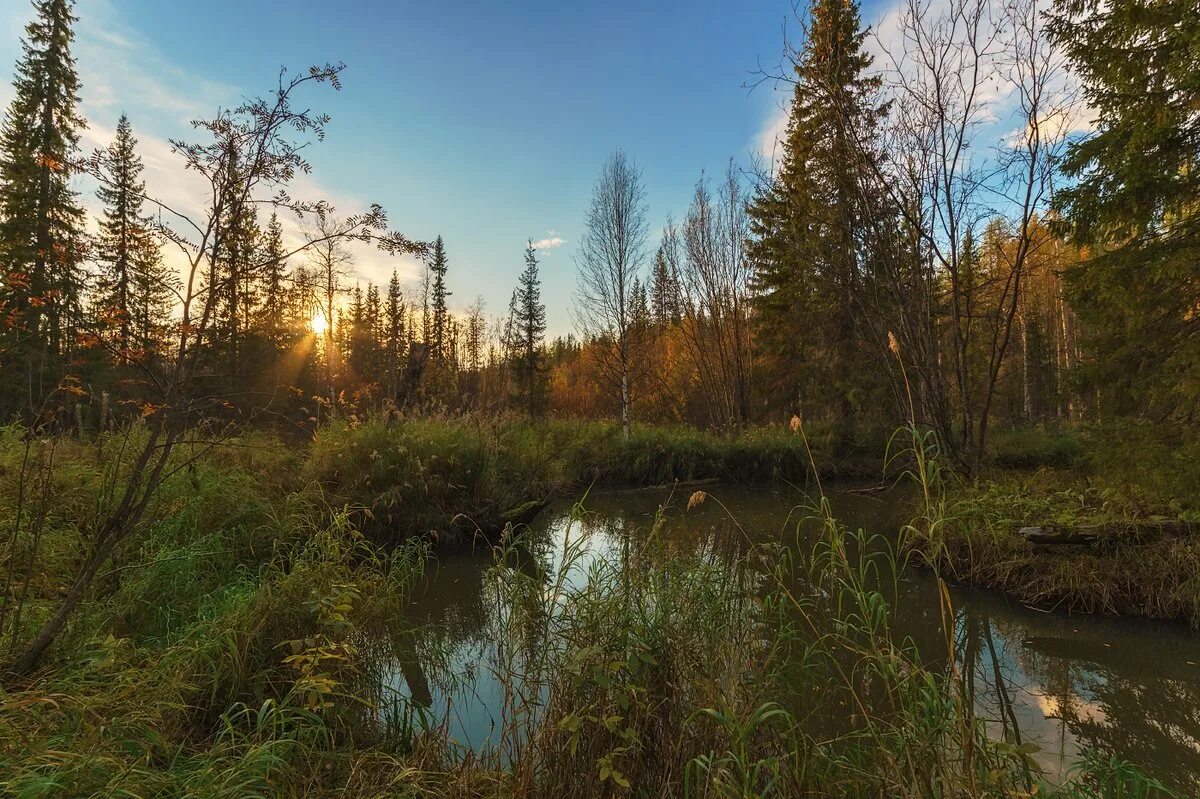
948, 588, 1200, 794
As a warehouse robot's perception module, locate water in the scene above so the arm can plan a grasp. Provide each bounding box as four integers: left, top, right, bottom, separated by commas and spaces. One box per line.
389, 483, 1200, 792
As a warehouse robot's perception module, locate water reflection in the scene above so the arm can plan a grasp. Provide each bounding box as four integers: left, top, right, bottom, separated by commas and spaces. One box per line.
392, 484, 1200, 791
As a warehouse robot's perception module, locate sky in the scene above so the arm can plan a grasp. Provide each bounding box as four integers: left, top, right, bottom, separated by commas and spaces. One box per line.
0, 0, 906, 335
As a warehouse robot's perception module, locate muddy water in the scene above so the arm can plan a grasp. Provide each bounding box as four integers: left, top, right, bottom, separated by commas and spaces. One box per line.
389, 484, 1200, 792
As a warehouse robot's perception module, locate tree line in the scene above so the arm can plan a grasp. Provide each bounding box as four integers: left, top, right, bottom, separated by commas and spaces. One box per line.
0, 0, 1196, 475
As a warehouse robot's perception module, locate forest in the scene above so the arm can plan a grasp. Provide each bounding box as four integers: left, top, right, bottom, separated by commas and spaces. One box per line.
1, 0, 1198, 796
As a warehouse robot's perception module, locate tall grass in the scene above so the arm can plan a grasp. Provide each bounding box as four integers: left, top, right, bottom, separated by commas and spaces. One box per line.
0, 418, 1177, 797
304, 414, 880, 546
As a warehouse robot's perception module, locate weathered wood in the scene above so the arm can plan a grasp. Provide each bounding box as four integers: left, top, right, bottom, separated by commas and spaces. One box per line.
498, 498, 550, 529
1019, 520, 1197, 546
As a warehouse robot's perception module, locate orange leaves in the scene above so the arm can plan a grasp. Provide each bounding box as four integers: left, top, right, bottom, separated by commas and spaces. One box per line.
35, 154, 64, 171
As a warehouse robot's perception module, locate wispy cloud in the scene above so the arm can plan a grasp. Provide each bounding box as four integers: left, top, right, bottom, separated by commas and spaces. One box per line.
755, 101, 790, 162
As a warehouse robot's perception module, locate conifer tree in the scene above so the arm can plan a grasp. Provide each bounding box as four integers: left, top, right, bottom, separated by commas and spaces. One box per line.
384, 269, 405, 396
747, 0, 883, 440
365, 281, 383, 379
212, 155, 260, 378
650, 244, 680, 326
95, 114, 170, 361
428, 235, 450, 360
257, 213, 288, 352
1050, 0, 1200, 415
513, 241, 547, 414
0, 0, 86, 412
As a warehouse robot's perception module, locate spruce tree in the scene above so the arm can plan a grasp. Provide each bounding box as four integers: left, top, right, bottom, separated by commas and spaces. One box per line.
215, 162, 260, 379
513, 241, 547, 414
650, 244, 679, 326
747, 0, 883, 440
365, 281, 383, 380
385, 269, 405, 397
0, 0, 86, 411
428, 235, 450, 360
1049, 0, 1200, 415
95, 114, 169, 361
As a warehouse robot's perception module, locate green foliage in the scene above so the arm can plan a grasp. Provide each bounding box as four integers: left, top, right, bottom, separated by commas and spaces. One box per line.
306, 415, 881, 545
747, 0, 888, 437
908, 422, 1200, 625
0, 0, 87, 406
1050, 0, 1200, 418
0, 420, 1178, 796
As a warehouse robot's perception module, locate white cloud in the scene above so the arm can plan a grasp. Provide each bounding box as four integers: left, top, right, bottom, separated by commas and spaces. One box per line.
530, 233, 566, 251
755, 101, 790, 164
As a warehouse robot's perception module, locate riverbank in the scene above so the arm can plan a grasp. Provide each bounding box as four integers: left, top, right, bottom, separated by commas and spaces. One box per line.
0, 418, 1167, 797
907, 423, 1200, 627
306, 415, 881, 545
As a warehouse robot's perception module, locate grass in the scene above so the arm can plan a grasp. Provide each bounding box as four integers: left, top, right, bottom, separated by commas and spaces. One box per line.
0, 416, 1179, 797
907, 421, 1200, 626
305, 414, 879, 545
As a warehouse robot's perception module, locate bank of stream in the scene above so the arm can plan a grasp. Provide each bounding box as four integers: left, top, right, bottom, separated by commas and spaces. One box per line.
390, 484, 1200, 794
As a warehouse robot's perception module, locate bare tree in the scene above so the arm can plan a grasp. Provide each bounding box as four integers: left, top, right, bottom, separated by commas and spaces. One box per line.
574, 150, 649, 439
839, 0, 1075, 473
306, 211, 354, 394
676, 163, 754, 428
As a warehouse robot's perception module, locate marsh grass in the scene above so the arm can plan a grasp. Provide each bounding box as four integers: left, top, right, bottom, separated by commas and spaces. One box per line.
908, 420, 1200, 626
305, 415, 880, 545
0, 417, 1177, 797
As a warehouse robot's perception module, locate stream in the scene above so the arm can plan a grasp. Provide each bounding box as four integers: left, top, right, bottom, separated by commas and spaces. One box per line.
385, 484, 1200, 792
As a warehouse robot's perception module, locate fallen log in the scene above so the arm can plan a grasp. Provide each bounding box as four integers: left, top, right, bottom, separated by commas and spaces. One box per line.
1019, 520, 1197, 546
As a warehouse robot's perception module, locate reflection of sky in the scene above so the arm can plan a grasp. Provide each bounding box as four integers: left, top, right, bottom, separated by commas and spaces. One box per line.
386, 485, 1200, 791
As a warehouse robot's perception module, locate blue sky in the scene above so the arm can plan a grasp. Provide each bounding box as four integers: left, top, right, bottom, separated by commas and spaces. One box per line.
0, 0, 903, 334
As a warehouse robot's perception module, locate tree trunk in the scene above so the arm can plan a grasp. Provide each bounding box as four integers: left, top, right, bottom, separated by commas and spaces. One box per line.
10, 543, 106, 674
620, 358, 630, 441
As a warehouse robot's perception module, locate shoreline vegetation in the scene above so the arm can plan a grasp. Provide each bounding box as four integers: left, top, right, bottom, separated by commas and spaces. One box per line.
908, 423, 1200, 628
0, 414, 1188, 797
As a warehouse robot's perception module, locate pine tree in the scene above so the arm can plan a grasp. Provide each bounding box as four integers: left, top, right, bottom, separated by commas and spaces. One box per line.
0, 0, 86, 411
95, 114, 170, 362
630, 275, 650, 331
365, 281, 383, 381
347, 283, 365, 382
428, 235, 450, 360
512, 241, 547, 414
747, 0, 883, 439
206, 149, 260, 379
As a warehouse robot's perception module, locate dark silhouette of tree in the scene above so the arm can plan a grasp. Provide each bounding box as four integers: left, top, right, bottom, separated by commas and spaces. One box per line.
428, 235, 450, 360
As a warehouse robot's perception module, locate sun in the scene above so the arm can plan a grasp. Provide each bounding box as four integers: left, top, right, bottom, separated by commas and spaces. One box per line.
310, 309, 329, 336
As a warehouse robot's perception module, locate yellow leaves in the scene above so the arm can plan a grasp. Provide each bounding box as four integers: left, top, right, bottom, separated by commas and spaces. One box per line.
56, 375, 87, 398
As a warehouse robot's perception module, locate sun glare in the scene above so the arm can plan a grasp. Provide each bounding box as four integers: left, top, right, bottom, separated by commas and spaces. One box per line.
310, 309, 329, 336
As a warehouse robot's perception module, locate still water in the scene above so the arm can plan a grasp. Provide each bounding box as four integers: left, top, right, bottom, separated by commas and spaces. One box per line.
388, 484, 1200, 792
